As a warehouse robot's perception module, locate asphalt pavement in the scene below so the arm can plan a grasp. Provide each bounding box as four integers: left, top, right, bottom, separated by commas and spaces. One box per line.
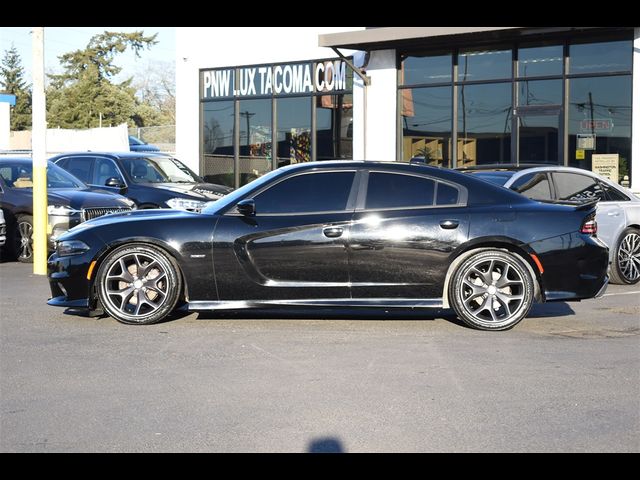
1, 260, 638, 452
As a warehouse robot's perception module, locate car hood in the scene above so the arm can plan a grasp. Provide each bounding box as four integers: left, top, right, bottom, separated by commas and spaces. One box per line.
64, 208, 200, 234
140, 182, 233, 200
47, 189, 131, 209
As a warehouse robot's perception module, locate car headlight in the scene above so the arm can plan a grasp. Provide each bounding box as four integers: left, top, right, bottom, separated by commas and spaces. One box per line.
166, 198, 206, 211
47, 205, 80, 216
56, 239, 90, 256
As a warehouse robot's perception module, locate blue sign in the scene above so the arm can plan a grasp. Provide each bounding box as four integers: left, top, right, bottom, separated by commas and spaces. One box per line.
0, 94, 16, 106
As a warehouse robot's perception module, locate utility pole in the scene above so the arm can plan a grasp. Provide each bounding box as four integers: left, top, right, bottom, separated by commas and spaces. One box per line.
32, 27, 47, 275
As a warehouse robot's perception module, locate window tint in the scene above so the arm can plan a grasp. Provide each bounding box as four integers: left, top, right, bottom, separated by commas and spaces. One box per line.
254, 171, 355, 214
510, 172, 553, 200
366, 172, 435, 210
553, 172, 604, 201
64, 157, 93, 183
436, 183, 459, 205
601, 182, 629, 202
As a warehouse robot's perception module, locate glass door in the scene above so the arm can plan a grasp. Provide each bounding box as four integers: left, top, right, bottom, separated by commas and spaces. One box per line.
516, 106, 560, 165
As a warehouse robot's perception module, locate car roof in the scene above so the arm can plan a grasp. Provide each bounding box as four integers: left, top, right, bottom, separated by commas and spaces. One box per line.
50, 151, 170, 159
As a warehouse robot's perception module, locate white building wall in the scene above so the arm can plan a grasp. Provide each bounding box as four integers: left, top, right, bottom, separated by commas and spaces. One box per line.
632, 28, 640, 193
176, 27, 364, 173
363, 49, 397, 161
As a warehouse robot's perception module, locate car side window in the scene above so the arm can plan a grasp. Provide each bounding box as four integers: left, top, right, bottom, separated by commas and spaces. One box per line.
94, 158, 123, 186
553, 172, 604, 201
63, 157, 93, 183
599, 182, 630, 202
510, 172, 553, 201
253, 171, 356, 214
436, 183, 460, 206
366, 172, 435, 210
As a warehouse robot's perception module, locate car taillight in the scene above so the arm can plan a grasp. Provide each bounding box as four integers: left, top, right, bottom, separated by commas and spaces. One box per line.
581, 218, 597, 235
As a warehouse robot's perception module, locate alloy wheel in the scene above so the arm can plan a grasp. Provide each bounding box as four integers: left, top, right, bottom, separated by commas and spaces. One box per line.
458, 256, 527, 327
103, 251, 170, 318
618, 232, 640, 283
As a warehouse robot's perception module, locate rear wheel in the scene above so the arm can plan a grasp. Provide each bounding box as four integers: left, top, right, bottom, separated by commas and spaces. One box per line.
449, 250, 534, 331
14, 214, 34, 263
610, 227, 640, 285
96, 244, 182, 325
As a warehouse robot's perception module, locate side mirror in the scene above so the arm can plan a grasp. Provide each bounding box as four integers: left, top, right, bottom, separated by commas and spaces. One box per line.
105, 177, 124, 188
105, 177, 127, 194
237, 198, 255, 216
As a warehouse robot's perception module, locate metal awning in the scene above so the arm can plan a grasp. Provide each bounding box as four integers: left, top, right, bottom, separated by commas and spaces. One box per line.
318, 27, 606, 51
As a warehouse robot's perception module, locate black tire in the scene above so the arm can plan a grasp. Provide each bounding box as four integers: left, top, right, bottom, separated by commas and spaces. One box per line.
96, 243, 182, 325
13, 214, 34, 263
449, 249, 534, 331
610, 227, 640, 285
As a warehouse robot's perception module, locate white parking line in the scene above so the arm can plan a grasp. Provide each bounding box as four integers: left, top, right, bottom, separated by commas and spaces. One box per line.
602, 290, 640, 297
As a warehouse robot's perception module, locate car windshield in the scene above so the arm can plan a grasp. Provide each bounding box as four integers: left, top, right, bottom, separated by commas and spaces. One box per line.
128, 135, 145, 145
467, 171, 515, 186
121, 156, 202, 184
0, 162, 86, 189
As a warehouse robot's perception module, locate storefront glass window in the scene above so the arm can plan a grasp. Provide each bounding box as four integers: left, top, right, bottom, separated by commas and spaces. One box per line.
568, 75, 632, 181
401, 86, 452, 167
569, 40, 632, 74
401, 54, 452, 85
276, 97, 311, 168
458, 48, 512, 81
316, 94, 353, 161
517, 79, 562, 106
202, 100, 235, 187
518, 45, 563, 77
457, 83, 512, 166
238, 98, 272, 185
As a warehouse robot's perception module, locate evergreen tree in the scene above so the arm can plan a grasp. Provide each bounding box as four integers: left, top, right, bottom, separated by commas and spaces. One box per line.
0, 45, 32, 130
47, 31, 157, 128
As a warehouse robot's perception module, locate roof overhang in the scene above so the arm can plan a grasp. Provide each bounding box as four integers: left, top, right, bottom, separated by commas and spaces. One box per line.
319, 27, 609, 51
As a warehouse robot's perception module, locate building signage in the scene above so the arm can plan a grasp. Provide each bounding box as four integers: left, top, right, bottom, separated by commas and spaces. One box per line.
592, 153, 619, 183
576, 133, 596, 150
580, 119, 614, 132
201, 60, 348, 99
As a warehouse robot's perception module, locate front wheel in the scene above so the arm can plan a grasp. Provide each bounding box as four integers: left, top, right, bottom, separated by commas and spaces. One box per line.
96, 244, 182, 325
610, 227, 640, 285
449, 250, 534, 331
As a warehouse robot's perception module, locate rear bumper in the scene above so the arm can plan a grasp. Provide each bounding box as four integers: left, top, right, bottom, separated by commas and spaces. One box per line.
529, 232, 609, 302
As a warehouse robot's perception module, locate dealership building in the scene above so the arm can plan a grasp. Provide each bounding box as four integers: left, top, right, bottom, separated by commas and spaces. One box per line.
175, 27, 640, 192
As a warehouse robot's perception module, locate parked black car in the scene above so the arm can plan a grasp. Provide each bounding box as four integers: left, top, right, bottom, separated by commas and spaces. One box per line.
128, 135, 160, 152
47, 161, 609, 331
0, 158, 134, 262
51, 152, 233, 212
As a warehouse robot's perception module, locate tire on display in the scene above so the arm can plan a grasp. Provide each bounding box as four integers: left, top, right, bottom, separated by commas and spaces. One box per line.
610, 227, 640, 285
14, 214, 34, 263
96, 243, 182, 325
449, 249, 534, 331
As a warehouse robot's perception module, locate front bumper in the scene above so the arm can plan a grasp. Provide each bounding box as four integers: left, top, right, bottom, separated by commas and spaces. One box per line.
47, 249, 96, 309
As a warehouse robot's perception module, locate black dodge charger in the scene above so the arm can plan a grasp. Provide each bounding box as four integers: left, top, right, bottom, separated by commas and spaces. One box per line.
47, 161, 609, 331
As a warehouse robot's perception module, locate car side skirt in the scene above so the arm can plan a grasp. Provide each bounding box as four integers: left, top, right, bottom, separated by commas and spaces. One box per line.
188, 298, 444, 310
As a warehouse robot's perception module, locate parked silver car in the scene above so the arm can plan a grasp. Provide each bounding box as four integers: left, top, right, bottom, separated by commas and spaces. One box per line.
460, 165, 640, 285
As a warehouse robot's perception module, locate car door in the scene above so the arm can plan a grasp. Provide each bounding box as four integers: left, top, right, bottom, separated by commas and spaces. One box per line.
212, 169, 359, 301
348, 170, 469, 300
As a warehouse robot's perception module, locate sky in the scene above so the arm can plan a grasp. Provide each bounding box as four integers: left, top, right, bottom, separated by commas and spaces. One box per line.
0, 27, 175, 85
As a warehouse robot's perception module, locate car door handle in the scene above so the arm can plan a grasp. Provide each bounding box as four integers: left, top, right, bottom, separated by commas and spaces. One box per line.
439, 220, 459, 229
323, 226, 344, 238
607, 211, 620, 217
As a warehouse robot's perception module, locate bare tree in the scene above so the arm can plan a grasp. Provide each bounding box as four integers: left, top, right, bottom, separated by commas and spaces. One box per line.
134, 60, 175, 125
